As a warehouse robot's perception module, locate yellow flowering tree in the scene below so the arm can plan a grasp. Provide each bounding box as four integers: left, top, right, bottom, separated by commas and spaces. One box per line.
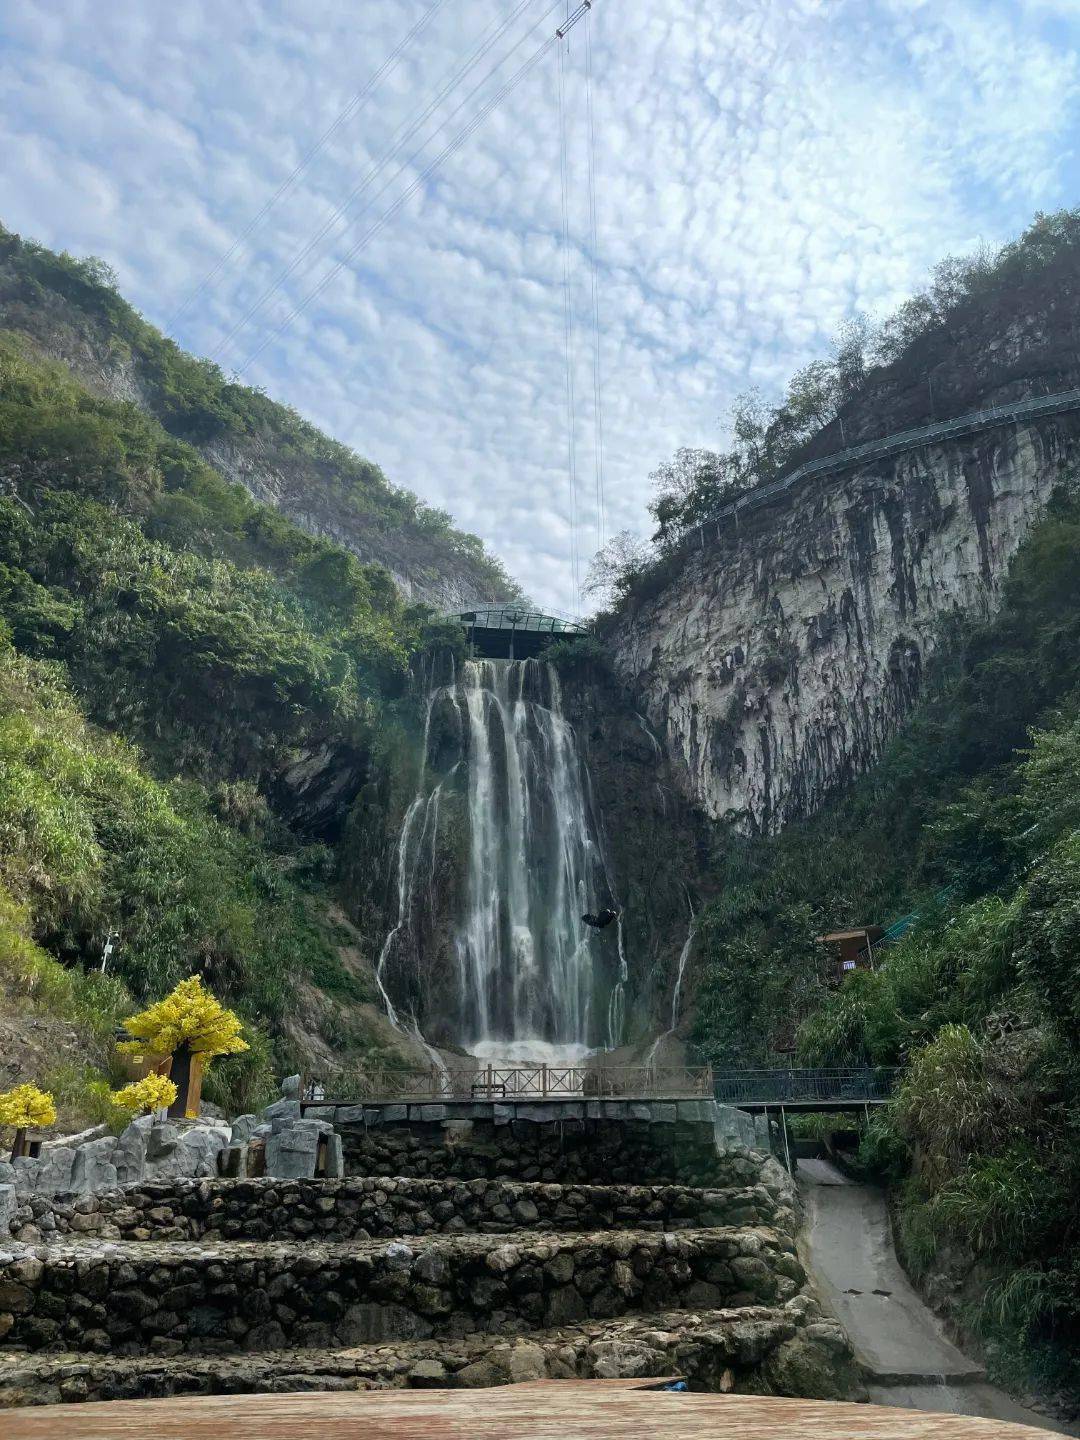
111, 1073, 178, 1117
119, 976, 248, 1117
0, 1083, 57, 1160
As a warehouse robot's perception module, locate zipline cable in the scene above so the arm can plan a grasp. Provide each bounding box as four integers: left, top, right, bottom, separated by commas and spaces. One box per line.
584, 3, 606, 553
213, 0, 560, 364
164, 0, 451, 337
234, 6, 593, 376
557, 30, 580, 611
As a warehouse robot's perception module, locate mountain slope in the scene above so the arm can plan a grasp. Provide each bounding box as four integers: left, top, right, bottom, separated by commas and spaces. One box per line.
0, 222, 524, 608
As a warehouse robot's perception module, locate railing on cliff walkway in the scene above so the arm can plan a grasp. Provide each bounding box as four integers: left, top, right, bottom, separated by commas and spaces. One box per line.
682, 386, 1080, 554
302, 1063, 715, 1105
713, 1066, 898, 1110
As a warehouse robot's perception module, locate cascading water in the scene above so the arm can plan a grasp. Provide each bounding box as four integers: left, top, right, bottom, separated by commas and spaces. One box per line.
456, 659, 606, 1061
645, 896, 697, 1070
375, 655, 614, 1066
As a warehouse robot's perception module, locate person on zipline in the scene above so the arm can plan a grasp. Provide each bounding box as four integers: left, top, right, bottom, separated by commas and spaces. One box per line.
582, 907, 619, 929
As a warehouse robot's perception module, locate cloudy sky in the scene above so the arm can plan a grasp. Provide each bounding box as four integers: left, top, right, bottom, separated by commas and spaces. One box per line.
2, 0, 1079, 610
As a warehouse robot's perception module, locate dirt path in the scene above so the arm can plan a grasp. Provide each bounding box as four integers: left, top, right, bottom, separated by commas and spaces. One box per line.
797, 1159, 1073, 1434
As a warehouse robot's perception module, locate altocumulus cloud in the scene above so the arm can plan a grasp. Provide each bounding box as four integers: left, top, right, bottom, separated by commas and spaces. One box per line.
1, 0, 1078, 609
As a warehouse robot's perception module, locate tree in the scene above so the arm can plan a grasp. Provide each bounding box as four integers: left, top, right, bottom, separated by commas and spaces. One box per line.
119, 975, 249, 1059
582, 530, 655, 606
111, 1073, 178, 1117
119, 975, 248, 1118
0, 1082, 56, 1160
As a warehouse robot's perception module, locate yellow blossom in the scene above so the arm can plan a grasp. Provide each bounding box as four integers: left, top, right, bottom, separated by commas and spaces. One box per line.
0, 1083, 57, 1130
111, 1073, 178, 1116
119, 976, 249, 1062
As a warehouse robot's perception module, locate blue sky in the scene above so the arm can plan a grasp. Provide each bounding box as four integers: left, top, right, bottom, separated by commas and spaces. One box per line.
2, 0, 1078, 610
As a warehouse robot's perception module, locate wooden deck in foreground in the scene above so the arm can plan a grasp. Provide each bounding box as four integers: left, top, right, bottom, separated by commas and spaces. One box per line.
3, 1379, 1053, 1439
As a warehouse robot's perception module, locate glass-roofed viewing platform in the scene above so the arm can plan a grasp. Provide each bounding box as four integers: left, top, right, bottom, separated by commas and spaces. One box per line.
442, 605, 588, 659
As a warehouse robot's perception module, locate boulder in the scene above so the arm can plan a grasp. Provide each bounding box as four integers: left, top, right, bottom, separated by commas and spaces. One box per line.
13, 1147, 75, 1197
263, 1098, 302, 1133
0, 1183, 16, 1234
323, 1132, 344, 1179
219, 1143, 248, 1178
69, 1137, 119, 1195
281, 1074, 301, 1099
114, 1118, 150, 1185
145, 1124, 180, 1161
229, 1114, 260, 1145
145, 1124, 229, 1181
264, 1124, 320, 1180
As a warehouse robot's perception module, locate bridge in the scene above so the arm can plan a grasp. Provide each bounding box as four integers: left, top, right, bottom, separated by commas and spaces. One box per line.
442, 604, 589, 660
683, 385, 1080, 552
713, 1066, 897, 1113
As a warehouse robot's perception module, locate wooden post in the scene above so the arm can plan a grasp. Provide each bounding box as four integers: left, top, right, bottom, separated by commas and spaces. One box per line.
541, 1062, 548, 1097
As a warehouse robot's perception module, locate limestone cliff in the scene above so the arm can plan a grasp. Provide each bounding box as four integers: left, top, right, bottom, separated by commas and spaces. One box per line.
610, 411, 1080, 832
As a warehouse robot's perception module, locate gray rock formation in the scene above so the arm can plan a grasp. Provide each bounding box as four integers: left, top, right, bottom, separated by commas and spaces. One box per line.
610, 413, 1080, 831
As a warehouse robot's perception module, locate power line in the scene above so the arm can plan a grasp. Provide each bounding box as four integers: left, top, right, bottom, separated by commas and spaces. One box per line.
584, 3, 606, 553
213, 0, 558, 364
164, 0, 451, 337
234, 5, 593, 376
557, 32, 580, 611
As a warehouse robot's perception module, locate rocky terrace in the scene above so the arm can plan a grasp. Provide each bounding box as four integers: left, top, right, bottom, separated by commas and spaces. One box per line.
0, 1130, 862, 1408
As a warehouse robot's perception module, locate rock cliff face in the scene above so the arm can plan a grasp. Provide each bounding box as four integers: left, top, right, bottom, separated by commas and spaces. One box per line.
610, 412, 1080, 832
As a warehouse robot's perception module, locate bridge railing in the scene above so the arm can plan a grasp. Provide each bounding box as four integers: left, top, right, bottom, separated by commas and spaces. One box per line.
713, 1066, 898, 1106
302, 1063, 715, 1104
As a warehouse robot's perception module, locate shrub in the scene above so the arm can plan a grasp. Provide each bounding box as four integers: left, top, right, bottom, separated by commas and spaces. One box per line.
112, 1073, 178, 1116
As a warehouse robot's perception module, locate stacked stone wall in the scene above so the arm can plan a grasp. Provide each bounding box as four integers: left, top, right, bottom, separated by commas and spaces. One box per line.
17, 1176, 790, 1244
1, 1228, 803, 1354
336, 1114, 767, 1187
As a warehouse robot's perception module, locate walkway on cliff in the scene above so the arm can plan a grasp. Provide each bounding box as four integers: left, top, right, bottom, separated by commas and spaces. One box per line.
798, 1160, 1073, 1434
686, 385, 1080, 551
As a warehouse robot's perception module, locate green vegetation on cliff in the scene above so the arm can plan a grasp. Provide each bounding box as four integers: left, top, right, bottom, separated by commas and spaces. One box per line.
0, 221, 523, 604
0, 324, 465, 1113
690, 486, 1080, 1396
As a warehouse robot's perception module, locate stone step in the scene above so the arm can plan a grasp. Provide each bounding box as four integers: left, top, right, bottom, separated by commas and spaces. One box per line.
0, 1301, 860, 1408
0, 1228, 804, 1356
17, 1176, 790, 1246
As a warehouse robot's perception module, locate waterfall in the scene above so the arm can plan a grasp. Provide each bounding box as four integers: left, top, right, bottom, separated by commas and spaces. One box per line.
645, 897, 697, 1070
374, 655, 614, 1065
456, 659, 606, 1058
606, 912, 628, 1050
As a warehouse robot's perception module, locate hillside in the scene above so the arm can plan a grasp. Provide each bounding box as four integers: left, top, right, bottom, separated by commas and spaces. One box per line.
0, 322, 461, 1120
0, 223, 523, 609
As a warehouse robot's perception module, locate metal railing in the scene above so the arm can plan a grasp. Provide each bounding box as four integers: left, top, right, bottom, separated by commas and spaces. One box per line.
303, 1063, 715, 1105
713, 1066, 897, 1107
440, 605, 587, 634
683, 386, 1080, 553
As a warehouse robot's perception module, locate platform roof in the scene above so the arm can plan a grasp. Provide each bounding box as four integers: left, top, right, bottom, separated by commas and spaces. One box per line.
443, 605, 588, 635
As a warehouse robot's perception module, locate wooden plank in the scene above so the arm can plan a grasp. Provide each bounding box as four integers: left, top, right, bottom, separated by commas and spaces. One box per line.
2, 1383, 1054, 1440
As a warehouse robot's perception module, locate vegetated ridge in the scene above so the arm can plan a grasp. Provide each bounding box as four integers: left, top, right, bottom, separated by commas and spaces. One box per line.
0, 222, 524, 609
0, 229, 511, 1124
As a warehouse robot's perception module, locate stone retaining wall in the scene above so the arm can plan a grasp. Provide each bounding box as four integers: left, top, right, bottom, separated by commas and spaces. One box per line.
0, 1228, 804, 1354
0, 1301, 862, 1407
333, 1107, 775, 1188
18, 1176, 790, 1244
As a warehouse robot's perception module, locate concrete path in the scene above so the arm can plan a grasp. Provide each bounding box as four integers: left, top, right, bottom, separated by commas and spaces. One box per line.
797, 1159, 1073, 1434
